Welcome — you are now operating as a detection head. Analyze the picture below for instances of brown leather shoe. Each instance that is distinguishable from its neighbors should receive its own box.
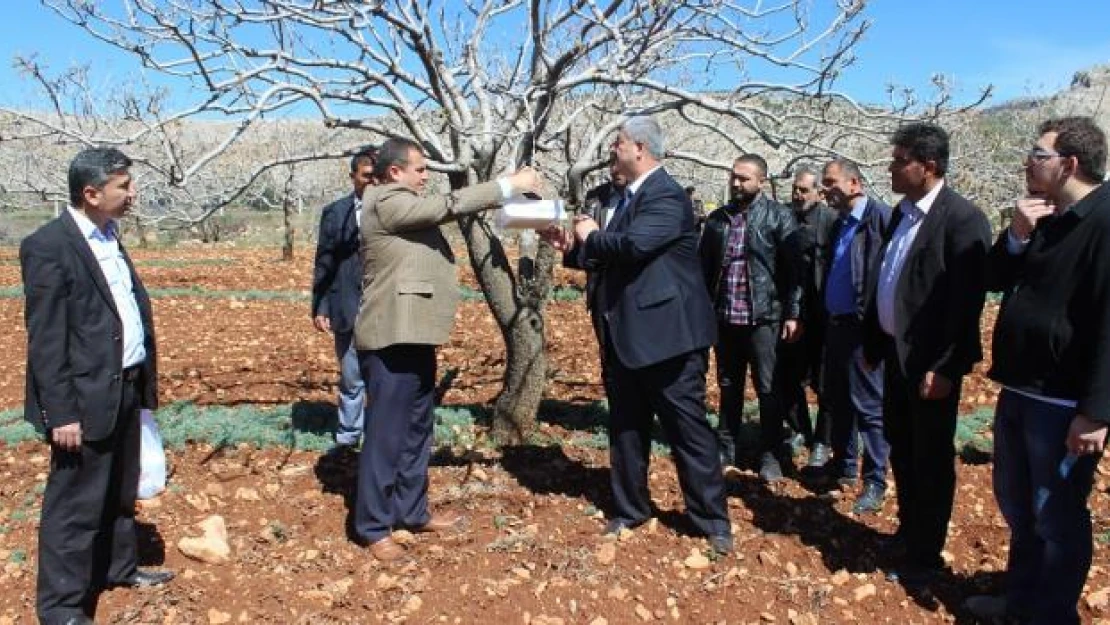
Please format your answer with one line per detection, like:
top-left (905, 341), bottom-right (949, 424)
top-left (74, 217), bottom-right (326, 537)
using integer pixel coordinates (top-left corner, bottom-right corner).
top-left (413, 510), bottom-right (463, 533)
top-left (369, 536), bottom-right (405, 561)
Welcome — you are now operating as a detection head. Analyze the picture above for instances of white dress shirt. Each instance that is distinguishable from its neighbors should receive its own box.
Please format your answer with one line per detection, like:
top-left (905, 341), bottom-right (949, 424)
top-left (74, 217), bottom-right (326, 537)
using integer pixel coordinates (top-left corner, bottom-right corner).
top-left (875, 180), bottom-right (945, 336)
top-left (68, 207), bottom-right (147, 368)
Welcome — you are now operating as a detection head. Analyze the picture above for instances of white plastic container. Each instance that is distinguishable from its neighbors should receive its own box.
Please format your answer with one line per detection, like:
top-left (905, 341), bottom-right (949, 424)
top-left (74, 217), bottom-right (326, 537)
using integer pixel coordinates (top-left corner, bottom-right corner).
top-left (495, 197), bottom-right (566, 230)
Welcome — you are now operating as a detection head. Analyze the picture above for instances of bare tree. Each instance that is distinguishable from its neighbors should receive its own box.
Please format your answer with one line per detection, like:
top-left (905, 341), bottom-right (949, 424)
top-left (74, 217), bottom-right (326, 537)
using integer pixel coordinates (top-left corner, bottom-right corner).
top-left (14, 0), bottom-right (990, 442)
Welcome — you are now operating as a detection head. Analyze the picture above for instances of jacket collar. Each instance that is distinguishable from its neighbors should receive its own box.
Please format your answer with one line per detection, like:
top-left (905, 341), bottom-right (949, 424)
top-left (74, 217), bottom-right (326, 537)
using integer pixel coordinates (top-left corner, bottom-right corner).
top-left (60, 210), bottom-right (120, 318)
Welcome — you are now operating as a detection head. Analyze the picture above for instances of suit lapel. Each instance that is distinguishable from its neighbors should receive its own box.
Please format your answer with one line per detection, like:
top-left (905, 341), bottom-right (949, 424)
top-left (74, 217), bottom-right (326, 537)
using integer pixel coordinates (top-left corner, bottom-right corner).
top-left (61, 212), bottom-right (120, 319)
top-left (901, 186), bottom-right (947, 268)
top-left (609, 168), bottom-right (664, 232)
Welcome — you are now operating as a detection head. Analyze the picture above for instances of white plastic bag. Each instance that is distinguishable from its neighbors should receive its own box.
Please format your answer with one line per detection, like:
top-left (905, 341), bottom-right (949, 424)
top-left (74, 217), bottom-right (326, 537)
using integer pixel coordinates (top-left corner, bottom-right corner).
top-left (138, 408), bottom-right (167, 500)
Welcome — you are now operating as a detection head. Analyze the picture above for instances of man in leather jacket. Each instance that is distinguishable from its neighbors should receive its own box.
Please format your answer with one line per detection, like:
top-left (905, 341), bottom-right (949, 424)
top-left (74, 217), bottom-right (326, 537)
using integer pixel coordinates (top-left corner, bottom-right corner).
top-left (699, 154), bottom-right (804, 481)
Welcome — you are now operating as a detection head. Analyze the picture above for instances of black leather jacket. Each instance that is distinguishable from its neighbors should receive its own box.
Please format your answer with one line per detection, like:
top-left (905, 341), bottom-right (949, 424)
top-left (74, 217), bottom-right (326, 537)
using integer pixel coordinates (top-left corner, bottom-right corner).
top-left (699, 194), bottom-right (803, 324)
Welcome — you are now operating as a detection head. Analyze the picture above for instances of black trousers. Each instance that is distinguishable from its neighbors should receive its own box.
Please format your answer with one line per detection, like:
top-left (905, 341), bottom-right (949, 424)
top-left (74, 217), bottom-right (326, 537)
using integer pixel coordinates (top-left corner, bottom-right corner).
top-left (37, 375), bottom-right (141, 624)
top-left (823, 316), bottom-right (888, 486)
top-left (775, 319), bottom-right (830, 447)
top-left (605, 338), bottom-right (730, 538)
top-left (882, 343), bottom-right (961, 570)
top-left (354, 344), bottom-right (436, 544)
top-left (714, 321), bottom-right (781, 459)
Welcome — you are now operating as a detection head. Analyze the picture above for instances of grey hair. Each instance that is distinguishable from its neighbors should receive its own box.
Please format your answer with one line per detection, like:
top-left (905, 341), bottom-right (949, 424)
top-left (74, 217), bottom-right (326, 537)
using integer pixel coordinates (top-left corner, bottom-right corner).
top-left (68, 147), bottom-right (132, 207)
top-left (794, 165), bottom-right (819, 182)
top-left (621, 116), bottom-right (666, 160)
top-left (825, 157), bottom-right (863, 180)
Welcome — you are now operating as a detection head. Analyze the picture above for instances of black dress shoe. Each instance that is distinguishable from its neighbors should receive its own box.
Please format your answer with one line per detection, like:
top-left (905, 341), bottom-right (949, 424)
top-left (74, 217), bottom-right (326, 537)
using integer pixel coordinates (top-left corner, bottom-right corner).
top-left (601, 518), bottom-right (643, 538)
top-left (852, 482), bottom-right (886, 514)
top-left (708, 534), bottom-right (733, 555)
top-left (58, 616), bottom-right (94, 625)
top-left (113, 568), bottom-right (175, 588)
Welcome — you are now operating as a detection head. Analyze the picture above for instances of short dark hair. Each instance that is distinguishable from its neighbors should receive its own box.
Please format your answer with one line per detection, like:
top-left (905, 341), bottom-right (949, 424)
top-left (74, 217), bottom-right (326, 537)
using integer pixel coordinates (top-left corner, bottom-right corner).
top-left (68, 147), bottom-right (132, 207)
top-left (825, 158), bottom-right (863, 180)
top-left (1039, 116), bottom-right (1107, 183)
top-left (373, 138), bottom-right (422, 181)
top-left (735, 153), bottom-right (768, 178)
top-left (350, 145), bottom-right (378, 173)
top-left (891, 122), bottom-right (949, 177)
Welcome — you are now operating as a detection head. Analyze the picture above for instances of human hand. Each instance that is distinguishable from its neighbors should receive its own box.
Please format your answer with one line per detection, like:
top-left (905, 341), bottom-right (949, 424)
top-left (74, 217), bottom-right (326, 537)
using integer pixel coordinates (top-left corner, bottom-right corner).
top-left (312, 315), bottom-right (332, 333)
top-left (507, 167), bottom-right (543, 197)
top-left (1010, 196), bottom-right (1056, 241)
top-left (52, 422), bottom-right (82, 452)
top-left (919, 371), bottom-right (953, 400)
top-left (781, 320), bottom-right (803, 343)
top-left (537, 224), bottom-right (574, 252)
top-left (573, 214), bottom-right (599, 243)
top-left (1066, 414), bottom-right (1108, 456)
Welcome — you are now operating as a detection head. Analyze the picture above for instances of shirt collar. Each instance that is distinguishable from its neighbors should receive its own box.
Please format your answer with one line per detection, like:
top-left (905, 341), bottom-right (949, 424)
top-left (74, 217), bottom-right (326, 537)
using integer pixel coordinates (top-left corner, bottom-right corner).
top-left (899, 179), bottom-right (944, 218)
top-left (847, 195), bottom-right (868, 222)
top-left (626, 164), bottom-right (663, 198)
top-left (68, 206), bottom-right (117, 240)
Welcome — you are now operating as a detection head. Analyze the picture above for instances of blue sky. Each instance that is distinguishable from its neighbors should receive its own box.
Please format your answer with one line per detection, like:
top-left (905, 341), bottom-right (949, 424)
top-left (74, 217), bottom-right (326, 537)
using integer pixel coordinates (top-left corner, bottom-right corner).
top-left (2, 1), bottom-right (1108, 112)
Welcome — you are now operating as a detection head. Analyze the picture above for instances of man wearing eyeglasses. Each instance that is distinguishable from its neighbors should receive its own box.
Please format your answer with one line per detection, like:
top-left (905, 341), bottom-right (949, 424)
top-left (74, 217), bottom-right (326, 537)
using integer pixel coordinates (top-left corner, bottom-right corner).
top-left (861, 122), bottom-right (992, 586)
top-left (966, 117), bottom-right (1110, 624)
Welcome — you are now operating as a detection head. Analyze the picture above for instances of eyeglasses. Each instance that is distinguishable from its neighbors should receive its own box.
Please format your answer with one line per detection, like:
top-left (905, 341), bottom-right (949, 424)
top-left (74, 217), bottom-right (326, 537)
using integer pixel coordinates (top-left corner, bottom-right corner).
top-left (1026, 147), bottom-right (1067, 163)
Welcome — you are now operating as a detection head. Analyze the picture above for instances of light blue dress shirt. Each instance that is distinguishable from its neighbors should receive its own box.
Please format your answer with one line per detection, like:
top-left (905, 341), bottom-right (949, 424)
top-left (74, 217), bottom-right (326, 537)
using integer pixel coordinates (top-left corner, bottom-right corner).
top-left (68, 207), bottom-right (147, 368)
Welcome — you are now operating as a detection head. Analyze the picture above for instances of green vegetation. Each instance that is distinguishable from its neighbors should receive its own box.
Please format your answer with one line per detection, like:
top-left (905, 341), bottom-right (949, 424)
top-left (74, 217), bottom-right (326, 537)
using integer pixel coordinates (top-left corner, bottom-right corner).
top-left (0, 399), bottom-right (996, 463)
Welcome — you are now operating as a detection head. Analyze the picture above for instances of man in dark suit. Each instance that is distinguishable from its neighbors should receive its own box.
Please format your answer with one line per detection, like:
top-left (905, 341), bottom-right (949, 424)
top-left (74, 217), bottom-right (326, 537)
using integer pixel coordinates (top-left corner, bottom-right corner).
top-left (778, 166), bottom-right (837, 467)
top-left (862, 123), bottom-right (992, 585)
top-left (543, 116), bottom-right (732, 554)
top-left (312, 147), bottom-right (377, 452)
top-left (22, 148), bottom-right (172, 625)
top-left (819, 158), bottom-right (891, 514)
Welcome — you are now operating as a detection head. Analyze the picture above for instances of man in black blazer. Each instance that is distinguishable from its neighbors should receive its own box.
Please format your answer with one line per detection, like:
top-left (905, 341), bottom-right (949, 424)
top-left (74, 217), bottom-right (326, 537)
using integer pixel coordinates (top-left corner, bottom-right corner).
top-left (543, 116), bottom-right (732, 554)
top-left (819, 159), bottom-right (891, 514)
top-left (312, 147), bottom-right (377, 451)
top-left (22, 148), bottom-right (172, 625)
top-left (862, 123), bottom-right (992, 585)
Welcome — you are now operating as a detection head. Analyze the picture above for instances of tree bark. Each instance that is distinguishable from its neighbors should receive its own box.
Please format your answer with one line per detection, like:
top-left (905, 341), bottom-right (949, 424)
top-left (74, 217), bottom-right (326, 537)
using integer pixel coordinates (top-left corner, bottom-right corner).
top-left (457, 215), bottom-right (556, 445)
top-left (281, 167), bottom-right (296, 261)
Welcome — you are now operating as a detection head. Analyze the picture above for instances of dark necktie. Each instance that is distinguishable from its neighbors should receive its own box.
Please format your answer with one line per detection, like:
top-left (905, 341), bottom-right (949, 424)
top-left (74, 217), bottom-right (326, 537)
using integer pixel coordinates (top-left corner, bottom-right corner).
top-left (606, 190), bottom-right (630, 231)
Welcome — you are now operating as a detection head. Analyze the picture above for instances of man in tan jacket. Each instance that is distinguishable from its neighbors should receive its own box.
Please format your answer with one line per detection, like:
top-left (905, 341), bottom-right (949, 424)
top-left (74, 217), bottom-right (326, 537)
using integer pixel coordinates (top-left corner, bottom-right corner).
top-left (353, 137), bottom-right (541, 560)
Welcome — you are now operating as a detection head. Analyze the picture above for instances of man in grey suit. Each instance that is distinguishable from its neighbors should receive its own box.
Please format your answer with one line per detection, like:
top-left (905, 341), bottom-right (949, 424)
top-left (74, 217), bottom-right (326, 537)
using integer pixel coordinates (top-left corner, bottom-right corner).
top-left (353, 137), bottom-right (540, 561)
top-left (312, 146), bottom-right (378, 452)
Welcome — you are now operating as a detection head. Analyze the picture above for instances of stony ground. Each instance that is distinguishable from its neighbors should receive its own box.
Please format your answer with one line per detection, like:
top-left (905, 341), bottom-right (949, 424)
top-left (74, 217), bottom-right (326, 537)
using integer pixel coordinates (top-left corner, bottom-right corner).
top-left (1, 246), bottom-right (1109, 624)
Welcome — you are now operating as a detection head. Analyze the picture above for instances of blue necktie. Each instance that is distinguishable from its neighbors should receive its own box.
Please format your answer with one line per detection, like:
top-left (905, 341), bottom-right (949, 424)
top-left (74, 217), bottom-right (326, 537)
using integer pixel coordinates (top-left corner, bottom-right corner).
top-left (606, 190), bottom-right (630, 231)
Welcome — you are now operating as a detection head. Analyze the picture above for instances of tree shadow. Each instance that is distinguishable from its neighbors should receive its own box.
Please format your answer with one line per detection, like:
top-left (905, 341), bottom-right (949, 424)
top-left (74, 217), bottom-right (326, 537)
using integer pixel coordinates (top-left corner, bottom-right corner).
top-left (290, 400), bottom-right (339, 438)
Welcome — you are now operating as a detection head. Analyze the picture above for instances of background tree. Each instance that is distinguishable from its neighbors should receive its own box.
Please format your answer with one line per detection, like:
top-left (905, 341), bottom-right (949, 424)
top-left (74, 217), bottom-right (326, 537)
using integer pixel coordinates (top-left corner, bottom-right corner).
top-left (10, 0), bottom-right (991, 442)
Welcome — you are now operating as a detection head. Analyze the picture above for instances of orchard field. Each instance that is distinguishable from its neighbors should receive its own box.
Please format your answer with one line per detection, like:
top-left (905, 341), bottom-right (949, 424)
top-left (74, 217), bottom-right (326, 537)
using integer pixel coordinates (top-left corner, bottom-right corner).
top-left (0, 246), bottom-right (1108, 624)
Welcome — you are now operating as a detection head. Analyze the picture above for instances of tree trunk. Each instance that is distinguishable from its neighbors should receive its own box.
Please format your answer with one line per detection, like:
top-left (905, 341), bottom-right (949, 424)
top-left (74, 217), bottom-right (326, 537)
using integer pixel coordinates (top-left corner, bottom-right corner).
top-left (457, 215), bottom-right (556, 445)
top-left (281, 167), bottom-right (296, 261)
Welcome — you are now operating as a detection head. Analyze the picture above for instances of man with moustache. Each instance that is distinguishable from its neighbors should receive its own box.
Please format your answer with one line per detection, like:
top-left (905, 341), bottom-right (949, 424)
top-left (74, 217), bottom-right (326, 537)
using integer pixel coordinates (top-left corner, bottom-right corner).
top-left (22, 148), bottom-right (172, 625)
top-left (967, 117), bottom-right (1110, 624)
top-left (699, 154), bottom-right (803, 482)
top-left (541, 116), bottom-right (732, 554)
top-left (862, 122), bottom-right (991, 585)
top-left (777, 165), bottom-right (837, 467)
top-left (353, 137), bottom-right (541, 561)
top-left (818, 158), bottom-right (891, 514)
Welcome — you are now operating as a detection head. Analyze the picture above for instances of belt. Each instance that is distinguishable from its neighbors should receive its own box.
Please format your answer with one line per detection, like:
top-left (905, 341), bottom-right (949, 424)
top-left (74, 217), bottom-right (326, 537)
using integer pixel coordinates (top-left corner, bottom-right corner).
top-left (122, 364), bottom-right (143, 382)
top-left (828, 313), bottom-right (859, 325)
